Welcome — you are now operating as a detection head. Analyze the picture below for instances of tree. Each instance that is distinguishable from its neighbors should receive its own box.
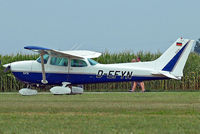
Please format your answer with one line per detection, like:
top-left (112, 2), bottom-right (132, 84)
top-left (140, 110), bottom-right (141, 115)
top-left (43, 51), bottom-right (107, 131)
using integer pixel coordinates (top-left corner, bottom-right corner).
top-left (194, 38), bottom-right (200, 53)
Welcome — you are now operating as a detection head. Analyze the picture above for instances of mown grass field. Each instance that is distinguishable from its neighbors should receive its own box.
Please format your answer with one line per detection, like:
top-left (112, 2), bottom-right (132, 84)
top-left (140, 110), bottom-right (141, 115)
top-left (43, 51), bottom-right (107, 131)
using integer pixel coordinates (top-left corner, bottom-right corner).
top-left (0, 92), bottom-right (200, 134)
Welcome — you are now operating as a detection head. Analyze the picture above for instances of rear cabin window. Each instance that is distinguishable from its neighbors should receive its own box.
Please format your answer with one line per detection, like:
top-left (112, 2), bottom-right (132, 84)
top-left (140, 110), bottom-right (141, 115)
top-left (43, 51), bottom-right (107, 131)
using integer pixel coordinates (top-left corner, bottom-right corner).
top-left (71, 59), bottom-right (87, 67)
top-left (88, 58), bottom-right (98, 66)
top-left (50, 57), bottom-right (68, 66)
top-left (37, 54), bottom-right (49, 64)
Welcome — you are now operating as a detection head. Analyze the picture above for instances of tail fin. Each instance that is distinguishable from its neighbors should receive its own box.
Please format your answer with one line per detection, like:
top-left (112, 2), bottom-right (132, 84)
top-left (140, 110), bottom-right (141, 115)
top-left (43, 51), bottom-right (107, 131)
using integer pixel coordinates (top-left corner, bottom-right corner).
top-left (153, 38), bottom-right (194, 79)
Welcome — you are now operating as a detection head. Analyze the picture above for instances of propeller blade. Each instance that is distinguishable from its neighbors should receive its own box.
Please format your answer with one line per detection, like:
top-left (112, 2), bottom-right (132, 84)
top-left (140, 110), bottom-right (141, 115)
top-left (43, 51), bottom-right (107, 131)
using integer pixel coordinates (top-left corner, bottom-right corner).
top-left (3, 64), bottom-right (11, 72)
top-left (4, 65), bottom-right (10, 72)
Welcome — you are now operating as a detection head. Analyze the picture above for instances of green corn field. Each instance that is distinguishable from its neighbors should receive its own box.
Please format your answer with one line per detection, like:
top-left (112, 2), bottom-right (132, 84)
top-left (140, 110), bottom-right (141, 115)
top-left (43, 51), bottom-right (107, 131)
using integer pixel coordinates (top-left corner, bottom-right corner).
top-left (0, 51), bottom-right (200, 92)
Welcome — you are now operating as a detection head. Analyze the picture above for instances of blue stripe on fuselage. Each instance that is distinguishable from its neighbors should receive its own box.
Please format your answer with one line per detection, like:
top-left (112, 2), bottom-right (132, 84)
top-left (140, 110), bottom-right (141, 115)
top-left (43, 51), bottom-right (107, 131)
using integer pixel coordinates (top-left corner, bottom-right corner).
top-left (12, 72), bottom-right (169, 85)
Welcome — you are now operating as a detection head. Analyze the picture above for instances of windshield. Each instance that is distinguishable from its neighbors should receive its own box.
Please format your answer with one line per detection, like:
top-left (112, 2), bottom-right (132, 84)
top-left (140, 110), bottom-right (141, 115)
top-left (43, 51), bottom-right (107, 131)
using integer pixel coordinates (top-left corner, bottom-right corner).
top-left (88, 58), bottom-right (98, 66)
top-left (37, 54), bottom-right (49, 64)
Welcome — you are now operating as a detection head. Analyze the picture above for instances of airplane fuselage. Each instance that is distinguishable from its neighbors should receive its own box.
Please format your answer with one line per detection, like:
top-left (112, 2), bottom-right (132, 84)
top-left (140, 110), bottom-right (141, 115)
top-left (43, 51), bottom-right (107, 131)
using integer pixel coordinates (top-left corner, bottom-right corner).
top-left (9, 57), bottom-right (168, 85)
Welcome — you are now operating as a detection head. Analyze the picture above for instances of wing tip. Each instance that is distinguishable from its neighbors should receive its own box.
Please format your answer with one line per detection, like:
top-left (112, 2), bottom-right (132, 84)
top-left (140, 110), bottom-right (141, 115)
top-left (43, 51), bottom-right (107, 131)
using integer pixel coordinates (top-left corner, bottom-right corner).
top-left (24, 46), bottom-right (50, 50)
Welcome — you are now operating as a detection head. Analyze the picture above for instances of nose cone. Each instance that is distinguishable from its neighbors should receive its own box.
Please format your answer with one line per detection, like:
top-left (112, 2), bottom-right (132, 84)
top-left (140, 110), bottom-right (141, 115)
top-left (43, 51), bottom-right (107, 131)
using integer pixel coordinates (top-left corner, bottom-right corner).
top-left (3, 63), bottom-right (11, 72)
top-left (10, 61), bottom-right (33, 72)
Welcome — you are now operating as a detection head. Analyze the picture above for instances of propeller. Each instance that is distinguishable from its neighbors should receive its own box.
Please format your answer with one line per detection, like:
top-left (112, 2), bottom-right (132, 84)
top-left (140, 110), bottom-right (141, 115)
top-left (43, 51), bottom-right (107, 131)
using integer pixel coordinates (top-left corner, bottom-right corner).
top-left (3, 64), bottom-right (11, 72)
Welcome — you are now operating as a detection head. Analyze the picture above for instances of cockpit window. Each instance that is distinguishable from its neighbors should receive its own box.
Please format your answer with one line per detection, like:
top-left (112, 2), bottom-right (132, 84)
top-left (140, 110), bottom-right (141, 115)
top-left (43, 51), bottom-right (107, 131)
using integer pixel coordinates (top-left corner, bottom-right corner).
top-left (88, 58), bottom-right (98, 66)
top-left (50, 57), bottom-right (68, 66)
top-left (71, 59), bottom-right (87, 67)
top-left (37, 54), bottom-right (49, 64)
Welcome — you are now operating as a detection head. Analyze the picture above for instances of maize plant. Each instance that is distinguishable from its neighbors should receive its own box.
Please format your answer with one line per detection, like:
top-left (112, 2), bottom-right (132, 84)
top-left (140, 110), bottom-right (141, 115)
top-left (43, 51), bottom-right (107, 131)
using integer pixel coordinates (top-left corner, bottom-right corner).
top-left (0, 52), bottom-right (200, 92)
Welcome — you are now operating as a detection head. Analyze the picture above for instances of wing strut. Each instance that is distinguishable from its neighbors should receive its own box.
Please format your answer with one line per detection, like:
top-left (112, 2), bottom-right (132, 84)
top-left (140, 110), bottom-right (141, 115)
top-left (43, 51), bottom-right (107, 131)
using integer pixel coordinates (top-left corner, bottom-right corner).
top-left (40, 51), bottom-right (48, 84)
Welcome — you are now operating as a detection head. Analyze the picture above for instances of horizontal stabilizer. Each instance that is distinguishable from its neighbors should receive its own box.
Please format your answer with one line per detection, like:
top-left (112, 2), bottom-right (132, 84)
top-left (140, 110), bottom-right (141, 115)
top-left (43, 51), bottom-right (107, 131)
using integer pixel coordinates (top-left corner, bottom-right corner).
top-left (152, 71), bottom-right (180, 80)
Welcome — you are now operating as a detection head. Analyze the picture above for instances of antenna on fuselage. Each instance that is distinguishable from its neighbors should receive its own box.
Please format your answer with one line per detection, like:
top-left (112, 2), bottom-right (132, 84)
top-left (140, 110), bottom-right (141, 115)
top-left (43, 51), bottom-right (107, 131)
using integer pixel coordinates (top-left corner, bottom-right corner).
top-left (70, 43), bottom-right (82, 50)
top-left (70, 44), bottom-right (78, 50)
top-left (74, 44), bottom-right (82, 50)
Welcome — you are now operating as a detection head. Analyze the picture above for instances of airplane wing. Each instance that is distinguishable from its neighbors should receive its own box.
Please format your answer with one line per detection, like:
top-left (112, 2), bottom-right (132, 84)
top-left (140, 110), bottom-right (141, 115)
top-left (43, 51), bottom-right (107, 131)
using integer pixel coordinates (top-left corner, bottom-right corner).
top-left (24, 46), bottom-right (102, 59)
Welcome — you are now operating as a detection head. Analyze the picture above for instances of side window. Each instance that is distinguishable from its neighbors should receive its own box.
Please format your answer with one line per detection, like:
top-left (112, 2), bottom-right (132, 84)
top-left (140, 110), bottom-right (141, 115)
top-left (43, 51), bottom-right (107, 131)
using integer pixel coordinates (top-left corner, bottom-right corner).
top-left (88, 58), bottom-right (98, 66)
top-left (71, 59), bottom-right (87, 67)
top-left (50, 57), bottom-right (68, 66)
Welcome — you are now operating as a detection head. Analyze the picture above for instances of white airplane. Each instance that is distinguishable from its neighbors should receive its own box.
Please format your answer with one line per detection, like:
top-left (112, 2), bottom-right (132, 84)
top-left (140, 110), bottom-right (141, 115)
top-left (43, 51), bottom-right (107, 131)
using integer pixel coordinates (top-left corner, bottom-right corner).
top-left (3, 38), bottom-right (194, 95)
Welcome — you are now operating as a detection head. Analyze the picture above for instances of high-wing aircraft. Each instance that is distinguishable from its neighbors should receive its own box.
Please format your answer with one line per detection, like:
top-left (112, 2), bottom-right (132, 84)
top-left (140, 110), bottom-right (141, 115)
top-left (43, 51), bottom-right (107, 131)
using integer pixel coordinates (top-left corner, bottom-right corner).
top-left (3, 38), bottom-right (194, 95)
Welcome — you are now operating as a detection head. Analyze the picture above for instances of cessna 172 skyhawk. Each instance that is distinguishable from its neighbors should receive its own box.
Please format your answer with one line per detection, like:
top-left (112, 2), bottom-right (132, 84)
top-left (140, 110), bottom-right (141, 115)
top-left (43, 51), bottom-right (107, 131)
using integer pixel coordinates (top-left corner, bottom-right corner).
top-left (3, 38), bottom-right (194, 95)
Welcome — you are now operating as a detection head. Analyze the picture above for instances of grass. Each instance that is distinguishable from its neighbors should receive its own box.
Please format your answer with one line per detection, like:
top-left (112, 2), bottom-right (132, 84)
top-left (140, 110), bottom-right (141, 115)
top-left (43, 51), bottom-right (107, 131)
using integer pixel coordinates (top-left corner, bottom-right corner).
top-left (0, 92), bottom-right (200, 134)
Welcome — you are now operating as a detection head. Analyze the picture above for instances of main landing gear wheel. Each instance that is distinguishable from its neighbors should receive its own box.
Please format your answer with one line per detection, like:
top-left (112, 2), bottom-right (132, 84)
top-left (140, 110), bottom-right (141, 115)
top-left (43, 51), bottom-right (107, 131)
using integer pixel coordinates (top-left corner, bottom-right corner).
top-left (50, 82), bottom-right (83, 95)
top-left (19, 85), bottom-right (38, 96)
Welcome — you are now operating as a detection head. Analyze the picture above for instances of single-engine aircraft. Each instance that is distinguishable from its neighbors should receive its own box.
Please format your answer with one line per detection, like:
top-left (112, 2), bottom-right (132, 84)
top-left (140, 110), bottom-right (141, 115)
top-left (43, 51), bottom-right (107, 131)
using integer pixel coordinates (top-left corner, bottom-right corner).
top-left (3, 38), bottom-right (194, 95)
